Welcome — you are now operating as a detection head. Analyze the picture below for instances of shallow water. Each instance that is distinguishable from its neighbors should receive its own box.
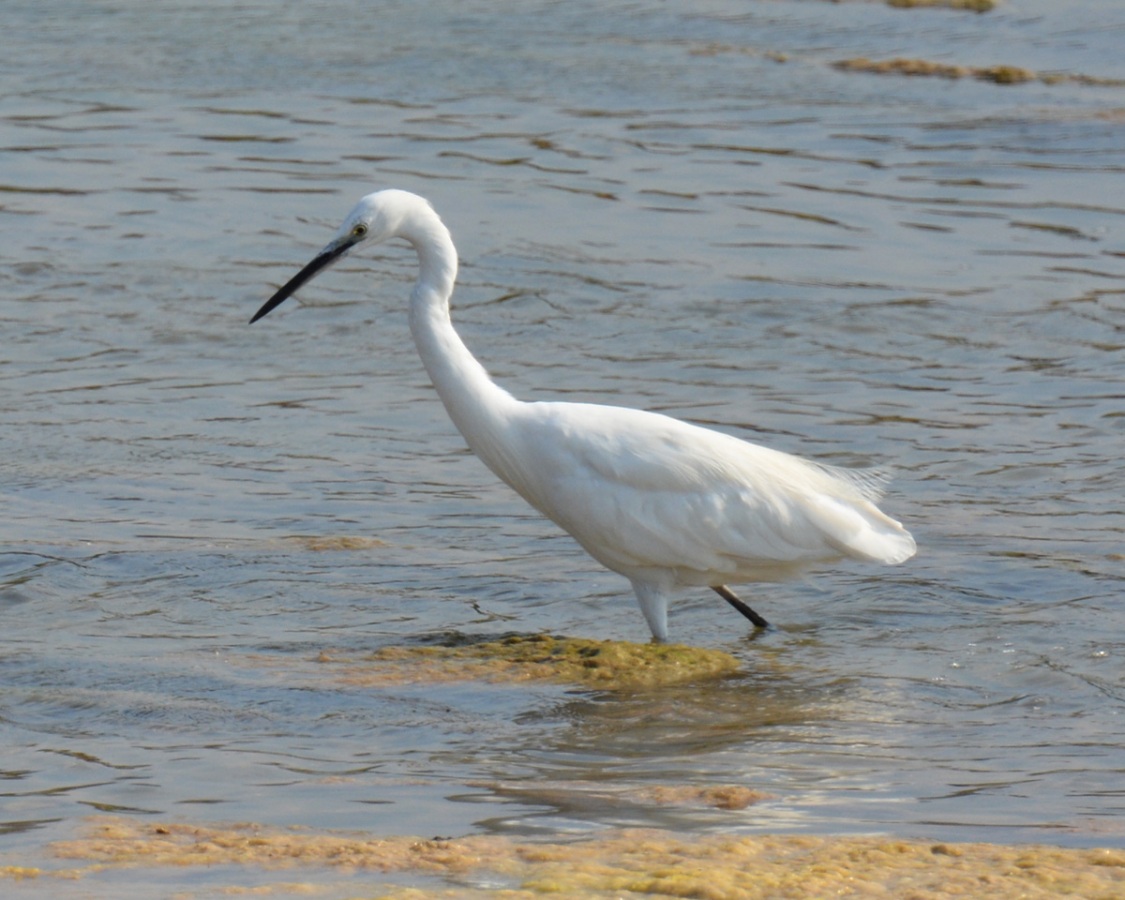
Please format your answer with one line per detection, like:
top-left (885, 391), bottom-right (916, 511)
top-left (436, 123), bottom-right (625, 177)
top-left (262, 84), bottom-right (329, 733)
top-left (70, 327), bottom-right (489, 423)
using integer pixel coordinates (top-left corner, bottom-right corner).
top-left (2, 0), bottom-right (1124, 894)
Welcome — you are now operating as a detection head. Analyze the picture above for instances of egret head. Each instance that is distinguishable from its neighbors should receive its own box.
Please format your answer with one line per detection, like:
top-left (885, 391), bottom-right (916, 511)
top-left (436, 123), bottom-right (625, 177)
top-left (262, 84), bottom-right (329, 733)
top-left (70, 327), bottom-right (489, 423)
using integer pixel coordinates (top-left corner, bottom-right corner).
top-left (250, 190), bottom-right (427, 324)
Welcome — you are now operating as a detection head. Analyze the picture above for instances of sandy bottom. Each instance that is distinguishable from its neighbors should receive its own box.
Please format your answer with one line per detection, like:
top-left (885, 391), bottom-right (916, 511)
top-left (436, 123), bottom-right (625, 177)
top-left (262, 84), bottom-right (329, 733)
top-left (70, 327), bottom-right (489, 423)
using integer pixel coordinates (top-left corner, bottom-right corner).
top-left (6, 816), bottom-right (1119, 899)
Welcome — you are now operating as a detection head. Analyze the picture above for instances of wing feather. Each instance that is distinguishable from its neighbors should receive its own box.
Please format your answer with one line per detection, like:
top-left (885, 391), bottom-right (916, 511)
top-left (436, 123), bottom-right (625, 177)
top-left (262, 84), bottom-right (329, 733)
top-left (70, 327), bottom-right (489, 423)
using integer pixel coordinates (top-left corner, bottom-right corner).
top-left (495, 401), bottom-right (913, 582)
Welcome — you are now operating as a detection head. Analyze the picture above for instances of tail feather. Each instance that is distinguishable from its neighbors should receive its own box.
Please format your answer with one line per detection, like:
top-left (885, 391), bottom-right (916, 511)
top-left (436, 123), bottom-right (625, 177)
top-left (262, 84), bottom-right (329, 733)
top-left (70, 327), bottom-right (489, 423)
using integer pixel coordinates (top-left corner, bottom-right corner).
top-left (811, 494), bottom-right (916, 565)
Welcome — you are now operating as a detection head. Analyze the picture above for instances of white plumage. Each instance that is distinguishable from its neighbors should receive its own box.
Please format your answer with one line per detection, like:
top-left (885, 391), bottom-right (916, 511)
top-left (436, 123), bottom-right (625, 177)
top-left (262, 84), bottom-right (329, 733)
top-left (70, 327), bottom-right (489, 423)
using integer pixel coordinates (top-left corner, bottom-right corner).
top-left (252, 190), bottom-right (915, 642)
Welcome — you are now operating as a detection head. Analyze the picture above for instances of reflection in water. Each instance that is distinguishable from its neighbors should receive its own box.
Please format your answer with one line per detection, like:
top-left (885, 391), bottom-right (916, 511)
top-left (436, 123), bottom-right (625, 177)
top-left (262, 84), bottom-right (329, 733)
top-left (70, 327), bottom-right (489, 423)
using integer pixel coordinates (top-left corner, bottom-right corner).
top-left (2, 2), bottom-right (1125, 893)
top-left (483, 657), bottom-right (861, 834)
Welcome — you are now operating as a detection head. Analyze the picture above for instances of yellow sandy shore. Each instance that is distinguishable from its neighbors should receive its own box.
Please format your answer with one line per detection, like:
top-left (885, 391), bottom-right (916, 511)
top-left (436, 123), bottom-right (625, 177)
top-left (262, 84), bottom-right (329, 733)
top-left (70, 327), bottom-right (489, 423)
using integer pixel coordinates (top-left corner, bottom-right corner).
top-left (4, 816), bottom-right (1119, 899)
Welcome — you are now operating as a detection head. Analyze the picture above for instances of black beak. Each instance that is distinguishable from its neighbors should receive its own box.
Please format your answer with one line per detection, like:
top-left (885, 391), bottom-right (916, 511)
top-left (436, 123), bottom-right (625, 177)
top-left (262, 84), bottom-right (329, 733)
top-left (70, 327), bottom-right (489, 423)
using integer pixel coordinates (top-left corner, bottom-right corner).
top-left (250, 239), bottom-right (353, 324)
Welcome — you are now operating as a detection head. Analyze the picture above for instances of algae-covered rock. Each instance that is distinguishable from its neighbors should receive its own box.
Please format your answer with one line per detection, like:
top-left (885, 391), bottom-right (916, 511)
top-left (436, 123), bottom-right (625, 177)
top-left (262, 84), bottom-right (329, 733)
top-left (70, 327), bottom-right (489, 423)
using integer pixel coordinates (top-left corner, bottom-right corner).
top-left (326, 633), bottom-right (741, 690)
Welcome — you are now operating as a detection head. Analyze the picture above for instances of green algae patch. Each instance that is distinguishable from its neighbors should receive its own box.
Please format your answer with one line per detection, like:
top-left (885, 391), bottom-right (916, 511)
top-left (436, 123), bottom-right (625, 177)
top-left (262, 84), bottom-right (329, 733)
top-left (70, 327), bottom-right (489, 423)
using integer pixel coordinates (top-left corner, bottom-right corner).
top-left (834, 57), bottom-right (1032, 83)
top-left (887, 0), bottom-right (996, 11)
top-left (46, 817), bottom-right (1125, 899)
top-left (292, 534), bottom-right (388, 552)
top-left (324, 634), bottom-right (740, 690)
top-left (834, 57), bottom-right (1125, 87)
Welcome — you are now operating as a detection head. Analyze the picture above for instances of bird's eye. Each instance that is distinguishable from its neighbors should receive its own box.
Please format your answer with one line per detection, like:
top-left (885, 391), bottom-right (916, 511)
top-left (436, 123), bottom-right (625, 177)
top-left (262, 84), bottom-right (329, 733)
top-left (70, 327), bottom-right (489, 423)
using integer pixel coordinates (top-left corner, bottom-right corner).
top-left (352, 223), bottom-right (368, 238)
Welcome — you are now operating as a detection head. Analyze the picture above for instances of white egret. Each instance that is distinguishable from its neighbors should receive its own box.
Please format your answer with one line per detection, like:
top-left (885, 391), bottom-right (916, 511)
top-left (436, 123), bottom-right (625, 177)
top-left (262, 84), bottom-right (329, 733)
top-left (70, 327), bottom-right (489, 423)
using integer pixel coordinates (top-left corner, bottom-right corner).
top-left (251, 190), bottom-right (915, 642)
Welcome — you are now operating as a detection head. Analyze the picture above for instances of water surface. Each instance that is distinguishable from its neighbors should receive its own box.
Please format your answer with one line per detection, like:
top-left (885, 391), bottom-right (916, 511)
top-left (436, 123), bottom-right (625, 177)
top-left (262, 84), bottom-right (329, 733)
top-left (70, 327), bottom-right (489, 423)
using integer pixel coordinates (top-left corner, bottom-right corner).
top-left (2, 0), bottom-right (1124, 894)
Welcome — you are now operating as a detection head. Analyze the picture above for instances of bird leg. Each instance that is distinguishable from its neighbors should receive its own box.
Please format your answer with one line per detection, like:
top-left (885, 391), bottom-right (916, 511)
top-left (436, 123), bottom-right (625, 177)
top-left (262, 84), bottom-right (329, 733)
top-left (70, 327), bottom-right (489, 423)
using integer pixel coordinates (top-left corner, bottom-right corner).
top-left (712, 585), bottom-right (769, 629)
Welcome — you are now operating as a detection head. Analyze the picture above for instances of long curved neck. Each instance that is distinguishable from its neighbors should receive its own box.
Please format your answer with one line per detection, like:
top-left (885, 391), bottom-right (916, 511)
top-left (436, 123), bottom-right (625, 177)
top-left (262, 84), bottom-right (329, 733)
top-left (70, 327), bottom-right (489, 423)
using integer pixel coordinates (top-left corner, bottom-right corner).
top-left (401, 212), bottom-right (520, 471)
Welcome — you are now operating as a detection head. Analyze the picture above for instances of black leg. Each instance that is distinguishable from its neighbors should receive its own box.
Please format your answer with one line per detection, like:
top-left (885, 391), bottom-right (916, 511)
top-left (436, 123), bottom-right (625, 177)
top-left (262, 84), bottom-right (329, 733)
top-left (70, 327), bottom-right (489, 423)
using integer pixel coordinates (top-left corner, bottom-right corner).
top-left (712, 585), bottom-right (769, 629)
